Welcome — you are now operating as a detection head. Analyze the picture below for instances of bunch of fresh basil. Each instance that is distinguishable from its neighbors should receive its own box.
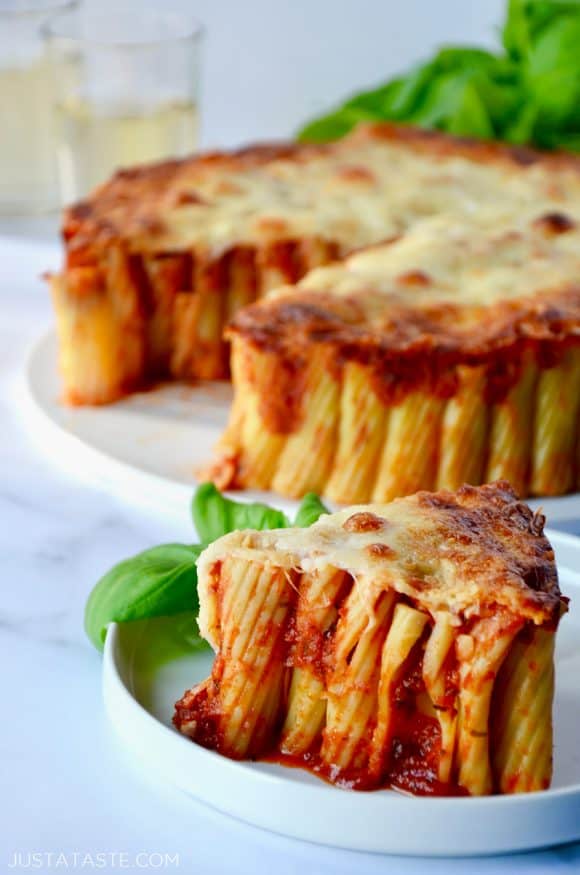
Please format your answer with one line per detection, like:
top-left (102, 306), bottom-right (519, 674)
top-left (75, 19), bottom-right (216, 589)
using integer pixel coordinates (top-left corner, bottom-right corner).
top-left (298, 0), bottom-right (580, 152)
top-left (84, 484), bottom-right (328, 651)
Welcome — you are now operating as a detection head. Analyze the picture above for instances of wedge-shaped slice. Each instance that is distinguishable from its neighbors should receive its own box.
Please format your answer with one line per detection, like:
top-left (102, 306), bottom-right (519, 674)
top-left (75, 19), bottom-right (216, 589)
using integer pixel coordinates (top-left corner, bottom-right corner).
top-left (174, 481), bottom-right (566, 797)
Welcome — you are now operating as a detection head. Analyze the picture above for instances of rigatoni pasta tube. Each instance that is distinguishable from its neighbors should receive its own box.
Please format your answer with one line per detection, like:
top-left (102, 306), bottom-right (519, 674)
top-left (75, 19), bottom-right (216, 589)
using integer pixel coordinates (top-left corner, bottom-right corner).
top-left (486, 358), bottom-right (536, 495)
top-left (530, 347), bottom-right (580, 496)
top-left (322, 586), bottom-right (395, 771)
top-left (187, 256), bottom-right (227, 380)
top-left (217, 556), bottom-right (296, 758)
top-left (272, 347), bottom-right (341, 497)
top-left (437, 366), bottom-right (488, 490)
top-left (51, 268), bottom-right (142, 405)
top-left (230, 339), bottom-right (287, 489)
top-left (257, 241), bottom-right (297, 295)
top-left (422, 614), bottom-right (457, 783)
top-left (326, 362), bottom-right (388, 504)
top-left (373, 392), bottom-right (444, 501)
top-left (368, 603), bottom-right (429, 779)
top-left (281, 568), bottom-right (348, 754)
top-left (224, 247), bottom-right (257, 323)
top-left (143, 254), bottom-right (187, 376)
top-left (456, 616), bottom-right (522, 795)
top-left (492, 625), bottom-right (556, 793)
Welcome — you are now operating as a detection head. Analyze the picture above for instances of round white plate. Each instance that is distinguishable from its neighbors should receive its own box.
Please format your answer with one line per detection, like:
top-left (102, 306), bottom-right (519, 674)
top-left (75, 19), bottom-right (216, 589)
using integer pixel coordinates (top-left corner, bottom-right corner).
top-left (26, 330), bottom-right (580, 523)
top-left (103, 530), bottom-right (580, 856)
top-left (24, 332), bottom-right (296, 518)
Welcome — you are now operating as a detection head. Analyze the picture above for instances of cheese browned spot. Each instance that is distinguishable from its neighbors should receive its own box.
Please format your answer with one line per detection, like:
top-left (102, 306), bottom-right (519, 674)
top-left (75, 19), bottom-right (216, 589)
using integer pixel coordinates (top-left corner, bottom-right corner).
top-left (366, 543), bottom-right (396, 559)
top-left (343, 512), bottom-right (388, 533)
top-left (533, 212), bottom-right (576, 235)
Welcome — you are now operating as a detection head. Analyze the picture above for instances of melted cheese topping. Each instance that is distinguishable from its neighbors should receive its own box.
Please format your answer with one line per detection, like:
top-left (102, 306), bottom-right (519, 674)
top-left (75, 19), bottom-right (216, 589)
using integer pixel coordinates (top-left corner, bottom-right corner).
top-left (197, 482), bottom-right (560, 650)
top-left (230, 211), bottom-right (580, 355)
top-left (65, 124), bottom-right (580, 258)
top-left (297, 211), bottom-right (580, 310)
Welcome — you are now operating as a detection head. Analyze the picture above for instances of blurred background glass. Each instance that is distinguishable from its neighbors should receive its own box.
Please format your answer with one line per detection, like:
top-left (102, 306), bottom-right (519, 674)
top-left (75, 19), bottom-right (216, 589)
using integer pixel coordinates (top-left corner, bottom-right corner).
top-left (44, 4), bottom-right (203, 204)
top-left (0, 0), bottom-right (77, 215)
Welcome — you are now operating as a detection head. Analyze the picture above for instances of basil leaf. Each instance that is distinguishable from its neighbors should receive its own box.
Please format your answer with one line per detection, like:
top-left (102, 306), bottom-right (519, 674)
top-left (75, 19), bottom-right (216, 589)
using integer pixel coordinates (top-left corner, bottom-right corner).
top-left (192, 482), bottom-right (290, 542)
top-left (298, 0), bottom-right (580, 152)
top-left (525, 16), bottom-right (580, 129)
top-left (85, 543), bottom-right (202, 651)
top-left (85, 487), bottom-right (331, 652)
top-left (503, 101), bottom-right (540, 144)
top-left (298, 107), bottom-right (373, 143)
top-left (503, 0), bottom-right (579, 61)
top-left (293, 493), bottom-right (329, 528)
top-left (344, 78), bottom-right (406, 114)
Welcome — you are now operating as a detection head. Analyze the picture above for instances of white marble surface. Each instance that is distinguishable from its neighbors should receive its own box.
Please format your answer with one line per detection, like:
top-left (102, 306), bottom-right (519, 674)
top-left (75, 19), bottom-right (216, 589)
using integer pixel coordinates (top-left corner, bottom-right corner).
top-left (1, 235), bottom-right (580, 874)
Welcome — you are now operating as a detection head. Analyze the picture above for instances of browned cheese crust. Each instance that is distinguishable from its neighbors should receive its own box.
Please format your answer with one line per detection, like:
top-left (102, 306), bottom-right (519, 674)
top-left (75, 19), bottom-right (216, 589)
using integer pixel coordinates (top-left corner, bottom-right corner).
top-left (61, 124), bottom-right (580, 266)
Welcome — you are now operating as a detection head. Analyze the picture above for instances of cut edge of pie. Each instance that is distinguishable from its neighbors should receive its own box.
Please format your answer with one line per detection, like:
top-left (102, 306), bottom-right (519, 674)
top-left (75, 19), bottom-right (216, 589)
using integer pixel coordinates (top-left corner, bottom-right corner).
top-left (174, 481), bottom-right (566, 797)
top-left (207, 210), bottom-right (580, 501)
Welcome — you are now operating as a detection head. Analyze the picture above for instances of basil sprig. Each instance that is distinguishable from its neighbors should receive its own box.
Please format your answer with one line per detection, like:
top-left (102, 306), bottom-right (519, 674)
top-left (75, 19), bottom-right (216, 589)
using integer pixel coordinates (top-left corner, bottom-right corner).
top-left (85, 485), bottom-right (328, 651)
top-left (298, 0), bottom-right (580, 153)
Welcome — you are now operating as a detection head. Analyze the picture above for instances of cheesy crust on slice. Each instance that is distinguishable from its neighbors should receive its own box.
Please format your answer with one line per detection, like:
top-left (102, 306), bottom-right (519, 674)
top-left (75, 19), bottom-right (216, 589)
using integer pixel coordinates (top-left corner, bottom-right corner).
top-left (49, 123), bottom-right (580, 403)
top-left (174, 481), bottom-right (565, 797)
top-left (210, 210), bottom-right (580, 501)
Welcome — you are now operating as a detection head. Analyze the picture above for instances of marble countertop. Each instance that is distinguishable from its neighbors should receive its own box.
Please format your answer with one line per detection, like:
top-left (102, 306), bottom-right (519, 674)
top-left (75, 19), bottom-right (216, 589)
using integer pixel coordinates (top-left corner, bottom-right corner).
top-left (1, 235), bottom-right (579, 875)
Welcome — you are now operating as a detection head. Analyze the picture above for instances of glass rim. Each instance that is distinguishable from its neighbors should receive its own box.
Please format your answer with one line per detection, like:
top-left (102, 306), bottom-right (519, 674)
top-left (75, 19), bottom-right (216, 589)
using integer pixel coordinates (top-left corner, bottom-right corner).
top-left (41, 5), bottom-right (204, 50)
top-left (0, 0), bottom-right (76, 19)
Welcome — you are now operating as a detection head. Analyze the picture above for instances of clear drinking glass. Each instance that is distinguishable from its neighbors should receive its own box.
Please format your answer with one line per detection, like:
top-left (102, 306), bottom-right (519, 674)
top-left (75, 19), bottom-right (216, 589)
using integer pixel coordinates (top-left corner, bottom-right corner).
top-left (0, 0), bottom-right (77, 215)
top-left (43, 4), bottom-right (203, 204)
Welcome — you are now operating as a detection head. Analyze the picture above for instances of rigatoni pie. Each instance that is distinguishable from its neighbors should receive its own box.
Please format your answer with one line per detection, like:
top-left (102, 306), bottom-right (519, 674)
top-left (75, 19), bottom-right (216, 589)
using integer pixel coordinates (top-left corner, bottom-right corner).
top-left (210, 211), bottom-right (580, 501)
top-left (49, 123), bottom-right (580, 405)
top-left (174, 481), bottom-right (566, 797)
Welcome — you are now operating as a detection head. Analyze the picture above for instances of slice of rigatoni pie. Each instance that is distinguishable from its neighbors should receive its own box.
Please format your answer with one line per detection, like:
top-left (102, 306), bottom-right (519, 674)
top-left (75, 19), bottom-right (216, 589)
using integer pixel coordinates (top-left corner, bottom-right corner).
top-left (174, 481), bottom-right (566, 797)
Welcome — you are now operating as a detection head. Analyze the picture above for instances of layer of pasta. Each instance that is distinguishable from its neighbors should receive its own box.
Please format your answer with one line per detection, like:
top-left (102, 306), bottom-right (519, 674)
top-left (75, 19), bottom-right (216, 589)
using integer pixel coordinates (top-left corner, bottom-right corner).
top-left (174, 482), bottom-right (565, 797)
top-left (209, 211), bottom-right (580, 501)
top-left (49, 123), bottom-right (580, 404)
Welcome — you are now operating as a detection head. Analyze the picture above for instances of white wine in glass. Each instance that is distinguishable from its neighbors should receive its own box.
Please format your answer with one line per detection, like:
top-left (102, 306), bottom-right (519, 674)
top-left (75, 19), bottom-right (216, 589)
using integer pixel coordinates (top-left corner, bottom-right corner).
top-left (54, 97), bottom-right (199, 202)
top-left (44, 4), bottom-right (203, 203)
top-left (0, 1), bottom-right (76, 215)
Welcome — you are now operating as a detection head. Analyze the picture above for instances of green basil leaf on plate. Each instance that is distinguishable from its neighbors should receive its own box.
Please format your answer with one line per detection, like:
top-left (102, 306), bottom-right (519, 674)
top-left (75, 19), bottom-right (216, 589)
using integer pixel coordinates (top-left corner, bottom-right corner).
top-left (192, 482), bottom-right (290, 542)
top-left (86, 485), bottom-right (328, 652)
top-left (85, 543), bottom-right (202, 651)
top-left (293, 492), bottom-right (329, 528)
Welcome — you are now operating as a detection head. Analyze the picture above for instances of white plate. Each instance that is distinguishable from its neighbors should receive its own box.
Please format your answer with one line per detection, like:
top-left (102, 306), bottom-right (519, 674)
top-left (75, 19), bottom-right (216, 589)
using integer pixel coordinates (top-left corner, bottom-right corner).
top-left (26, 330), bottom-right (580, 523)
top-left (24, 332), bottom-right (295, 518)
top-left (103, 530), bottom-right (580, 856)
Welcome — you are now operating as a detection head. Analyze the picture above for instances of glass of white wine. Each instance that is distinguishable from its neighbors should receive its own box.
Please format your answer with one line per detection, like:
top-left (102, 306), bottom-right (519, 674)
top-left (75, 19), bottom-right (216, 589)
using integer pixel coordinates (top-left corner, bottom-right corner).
top-left (0, 0), bottom-right (77, 215)
top-left (43, 4), bottom-right (203, 204)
